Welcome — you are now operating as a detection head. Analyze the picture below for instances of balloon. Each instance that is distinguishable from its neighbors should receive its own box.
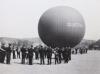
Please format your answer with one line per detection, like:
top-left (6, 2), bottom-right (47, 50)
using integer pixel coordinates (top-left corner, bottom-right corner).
top-left (38, 6), bottom-right (85, 48)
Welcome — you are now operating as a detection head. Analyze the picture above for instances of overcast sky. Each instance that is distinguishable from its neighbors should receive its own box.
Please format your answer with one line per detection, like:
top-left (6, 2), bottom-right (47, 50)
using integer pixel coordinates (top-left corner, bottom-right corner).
top-left (0, 0), bottom-right (100, 40)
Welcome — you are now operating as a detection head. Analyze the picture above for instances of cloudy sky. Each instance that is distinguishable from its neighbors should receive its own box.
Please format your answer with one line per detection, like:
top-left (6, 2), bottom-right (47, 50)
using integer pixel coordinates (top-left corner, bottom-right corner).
top-left (0, 0), bottom-right (100, 40)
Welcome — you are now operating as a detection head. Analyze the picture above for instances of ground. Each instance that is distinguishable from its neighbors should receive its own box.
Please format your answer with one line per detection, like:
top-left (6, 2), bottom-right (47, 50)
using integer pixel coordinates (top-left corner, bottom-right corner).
top-left (0, 50), bottom-right (100, 74)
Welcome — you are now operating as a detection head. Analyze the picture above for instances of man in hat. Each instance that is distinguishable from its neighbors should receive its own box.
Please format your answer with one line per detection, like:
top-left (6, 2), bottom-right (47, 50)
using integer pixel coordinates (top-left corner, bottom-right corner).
top-left (39, 45), bottom-right (45, 65)
top-left (28, 45), bottom-right (34, 65)
top-left (6, 44), bottom-right (12, 64)
top-left (21, 45), bottom-right (27, 64)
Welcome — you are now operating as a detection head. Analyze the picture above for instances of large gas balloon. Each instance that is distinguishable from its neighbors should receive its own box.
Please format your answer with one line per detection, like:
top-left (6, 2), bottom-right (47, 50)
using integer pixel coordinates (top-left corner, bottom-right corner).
top-left (38, 6), bottom-right (85, 48)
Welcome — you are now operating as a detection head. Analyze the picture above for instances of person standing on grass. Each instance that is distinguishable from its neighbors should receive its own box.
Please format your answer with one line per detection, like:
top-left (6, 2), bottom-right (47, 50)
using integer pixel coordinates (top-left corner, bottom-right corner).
top-left (21, 45), bottom-right (27, 64)
top-left (39, 46), bottom-right (45, 65)
top-left (6, 44), bottom-right (12, 64)
top-left (46, 47), bottom-right (52, 65)
top-left (28, 45), bottom-right (34, 65)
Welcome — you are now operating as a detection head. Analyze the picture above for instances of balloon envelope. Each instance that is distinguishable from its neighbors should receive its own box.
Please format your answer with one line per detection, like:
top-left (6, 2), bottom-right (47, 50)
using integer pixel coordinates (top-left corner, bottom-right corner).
top-left (38, 6), bottom-right (85, 48)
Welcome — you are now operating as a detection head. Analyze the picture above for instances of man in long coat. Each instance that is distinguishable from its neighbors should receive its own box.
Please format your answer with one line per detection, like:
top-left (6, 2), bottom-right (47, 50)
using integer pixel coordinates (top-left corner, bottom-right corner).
top-left (28, 45), bottom-right (34, 65)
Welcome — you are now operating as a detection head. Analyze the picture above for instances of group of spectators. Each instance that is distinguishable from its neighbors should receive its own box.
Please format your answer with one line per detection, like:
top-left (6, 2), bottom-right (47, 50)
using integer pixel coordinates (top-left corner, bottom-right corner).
top-left (0, 43), bottom-right (72, 65)
top-left (72, 47), bottom-right (88, 54)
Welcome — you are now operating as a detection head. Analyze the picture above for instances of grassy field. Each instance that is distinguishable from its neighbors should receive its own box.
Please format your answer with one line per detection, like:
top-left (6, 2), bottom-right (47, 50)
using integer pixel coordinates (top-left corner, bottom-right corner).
top-left (0, 50), bottom-right (100, 74)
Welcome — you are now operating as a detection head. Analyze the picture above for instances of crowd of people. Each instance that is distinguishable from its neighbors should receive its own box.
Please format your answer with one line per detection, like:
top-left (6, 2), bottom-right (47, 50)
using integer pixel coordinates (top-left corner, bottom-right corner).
top-left (72, 47), bottom-right (88, 54)
top-left (0, 43), bottom-right (72, 65)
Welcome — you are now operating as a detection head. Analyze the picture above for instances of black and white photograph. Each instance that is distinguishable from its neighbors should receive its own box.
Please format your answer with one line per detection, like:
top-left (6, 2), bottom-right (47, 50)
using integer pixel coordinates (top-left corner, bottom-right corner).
top-left (0, 0), bottom-right (100, 74)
